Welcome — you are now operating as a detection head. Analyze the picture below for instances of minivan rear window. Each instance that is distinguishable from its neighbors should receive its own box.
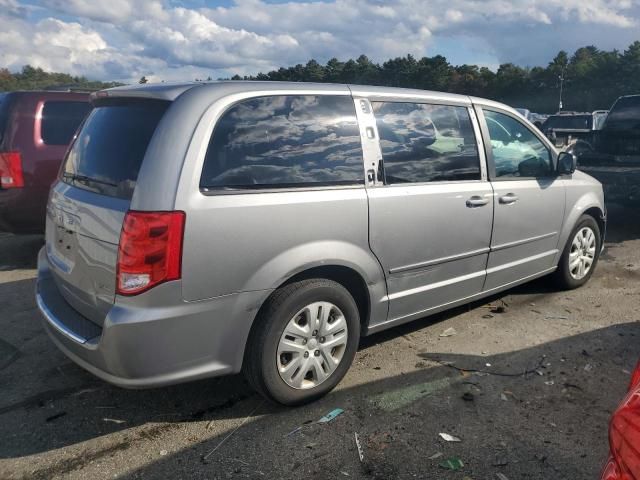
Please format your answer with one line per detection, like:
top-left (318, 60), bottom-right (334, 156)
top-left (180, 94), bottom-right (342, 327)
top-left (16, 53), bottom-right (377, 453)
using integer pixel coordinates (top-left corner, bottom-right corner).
top-left (62, 99), bottom-right (169, 199)
top-left (200, 95), bottom-right (364, 190)
top-left (41, 101), bottom-right (92, 145)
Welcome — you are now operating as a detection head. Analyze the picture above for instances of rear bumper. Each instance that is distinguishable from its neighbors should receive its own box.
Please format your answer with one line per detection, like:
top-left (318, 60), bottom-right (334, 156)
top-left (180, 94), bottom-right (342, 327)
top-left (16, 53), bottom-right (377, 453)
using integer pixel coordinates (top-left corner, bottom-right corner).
top-left (36, 247), bottom-right (268, 388)
top-left (0, 187), bottom-right (48, 233)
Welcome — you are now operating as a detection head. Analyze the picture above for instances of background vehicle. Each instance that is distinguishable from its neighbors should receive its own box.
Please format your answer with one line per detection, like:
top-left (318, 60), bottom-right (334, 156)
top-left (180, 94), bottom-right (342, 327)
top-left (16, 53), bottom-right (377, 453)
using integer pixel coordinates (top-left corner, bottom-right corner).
top-left (36, 82), bottom-right (605, 405)
top-left (578, 95), bottom-right (640, 205)
top-left (542, 112), bottom-right (595, 151)
top-left (0, 90), bottom-right (91, 233)
top-left (601, 359), bottom-right (640, 480)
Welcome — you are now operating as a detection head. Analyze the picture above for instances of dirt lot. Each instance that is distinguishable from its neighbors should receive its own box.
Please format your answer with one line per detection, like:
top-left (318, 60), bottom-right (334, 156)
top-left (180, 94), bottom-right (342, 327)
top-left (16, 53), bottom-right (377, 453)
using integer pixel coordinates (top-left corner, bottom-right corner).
top-left (1, 204), bottom-right (638, 480)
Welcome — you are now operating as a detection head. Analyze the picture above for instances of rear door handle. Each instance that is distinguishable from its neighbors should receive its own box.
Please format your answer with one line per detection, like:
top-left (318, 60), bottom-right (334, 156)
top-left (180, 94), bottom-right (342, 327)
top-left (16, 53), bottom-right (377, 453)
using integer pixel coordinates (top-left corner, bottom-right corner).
top-left (466, 196), bottom-right (489, 208)
top-left (499, 193), bottom-right (519, 205)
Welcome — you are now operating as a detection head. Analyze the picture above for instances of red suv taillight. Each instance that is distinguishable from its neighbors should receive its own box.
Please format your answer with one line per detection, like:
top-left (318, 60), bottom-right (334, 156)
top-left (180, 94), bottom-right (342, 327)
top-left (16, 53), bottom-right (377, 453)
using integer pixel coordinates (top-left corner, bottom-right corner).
top-left (116, 211), bottom-right (185, 295)
top-left (0, 151), bottom-right (24, 188)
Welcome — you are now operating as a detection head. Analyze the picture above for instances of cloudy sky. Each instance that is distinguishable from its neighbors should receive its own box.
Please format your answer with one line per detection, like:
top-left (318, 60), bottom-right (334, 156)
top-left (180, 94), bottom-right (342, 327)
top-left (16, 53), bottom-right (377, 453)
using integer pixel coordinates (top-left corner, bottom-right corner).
top-left (1, 0), bottom-right (639, 83)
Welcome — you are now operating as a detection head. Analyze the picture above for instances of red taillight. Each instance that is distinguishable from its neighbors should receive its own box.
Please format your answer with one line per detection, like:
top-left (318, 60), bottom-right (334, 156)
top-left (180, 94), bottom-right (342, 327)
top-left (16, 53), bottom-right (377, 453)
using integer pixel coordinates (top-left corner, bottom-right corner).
top-left (630, 361), bottom-right (640, 392)
top-left (116, 211), bottom-right (185, 295)
top-left (0, 151), bottom-right (24, 188)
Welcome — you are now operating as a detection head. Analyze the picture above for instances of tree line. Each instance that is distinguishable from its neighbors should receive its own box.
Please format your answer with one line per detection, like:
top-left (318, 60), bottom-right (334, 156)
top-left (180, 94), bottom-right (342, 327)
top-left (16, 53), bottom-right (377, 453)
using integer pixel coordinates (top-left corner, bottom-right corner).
top-left (232, 42), bottom-right (640, 113)
top-left (0, 65), bottom-right (122, 93)
top-left (2, 41), bottom-right (640, 114)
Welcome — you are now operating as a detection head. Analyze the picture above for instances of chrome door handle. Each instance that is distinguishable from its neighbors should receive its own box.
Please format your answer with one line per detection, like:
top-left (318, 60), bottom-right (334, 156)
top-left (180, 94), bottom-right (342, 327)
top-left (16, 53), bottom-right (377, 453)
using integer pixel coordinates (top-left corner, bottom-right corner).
top-left (466, 196), bottom-right (489, 208)
top-left (499, 193), bottom-right (519, 205)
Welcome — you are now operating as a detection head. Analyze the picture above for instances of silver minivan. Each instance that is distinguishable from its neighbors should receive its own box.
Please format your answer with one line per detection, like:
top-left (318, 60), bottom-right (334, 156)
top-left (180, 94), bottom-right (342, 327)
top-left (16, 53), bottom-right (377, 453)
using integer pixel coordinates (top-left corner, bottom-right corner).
top-left (37, 82), bottom-right (605, 405)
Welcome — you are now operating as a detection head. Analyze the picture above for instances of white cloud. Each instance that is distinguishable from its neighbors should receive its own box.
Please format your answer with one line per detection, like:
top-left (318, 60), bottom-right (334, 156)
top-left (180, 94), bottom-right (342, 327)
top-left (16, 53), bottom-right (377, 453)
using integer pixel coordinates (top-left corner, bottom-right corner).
top-left (0, 0), bottom-right (639, 82)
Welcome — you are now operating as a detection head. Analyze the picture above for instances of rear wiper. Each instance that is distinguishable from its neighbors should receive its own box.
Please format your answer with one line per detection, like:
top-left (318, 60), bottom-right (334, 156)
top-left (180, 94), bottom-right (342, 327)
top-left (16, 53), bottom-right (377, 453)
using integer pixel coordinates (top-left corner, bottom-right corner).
top-left (63, 173), bottom-right (117, 188)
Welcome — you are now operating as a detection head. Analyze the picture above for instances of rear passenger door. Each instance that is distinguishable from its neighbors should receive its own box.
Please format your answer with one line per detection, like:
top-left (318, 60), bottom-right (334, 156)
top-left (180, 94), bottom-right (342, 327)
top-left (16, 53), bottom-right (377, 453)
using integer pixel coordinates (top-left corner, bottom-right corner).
top-left (478, 107), bottom-right (565, 290)
top-left (360, 97), bottom-right (494, 327)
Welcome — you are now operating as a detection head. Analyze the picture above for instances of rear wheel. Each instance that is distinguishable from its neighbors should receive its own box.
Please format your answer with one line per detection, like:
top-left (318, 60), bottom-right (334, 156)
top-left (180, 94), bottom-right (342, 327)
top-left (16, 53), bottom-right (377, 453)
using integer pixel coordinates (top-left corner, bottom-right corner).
top-left (244, 279), bottom-right (360, 405)
top-left (554, 215), bottom-right (601, 289)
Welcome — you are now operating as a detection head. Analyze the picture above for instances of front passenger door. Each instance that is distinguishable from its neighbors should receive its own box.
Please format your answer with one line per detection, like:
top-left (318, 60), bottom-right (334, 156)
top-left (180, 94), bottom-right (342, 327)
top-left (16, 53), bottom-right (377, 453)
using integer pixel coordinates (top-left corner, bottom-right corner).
top-left (479, 108), bottom-right (565, 290)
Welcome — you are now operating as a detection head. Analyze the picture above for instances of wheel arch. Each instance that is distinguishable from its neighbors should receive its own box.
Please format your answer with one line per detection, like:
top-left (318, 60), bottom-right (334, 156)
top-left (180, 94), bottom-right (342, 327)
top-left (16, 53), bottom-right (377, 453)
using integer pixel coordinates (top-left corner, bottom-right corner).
top-left (554, 193), bottom-right (606, 266)
top-left (237, 241), bottom-right (388, 370)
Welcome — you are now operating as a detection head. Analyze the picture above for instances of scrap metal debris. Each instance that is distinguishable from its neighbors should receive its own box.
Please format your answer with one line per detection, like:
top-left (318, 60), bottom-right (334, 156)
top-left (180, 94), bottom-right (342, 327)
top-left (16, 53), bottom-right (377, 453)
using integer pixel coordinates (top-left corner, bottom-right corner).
top-left (439, 432), bottom-right (462, 442)
top-left (354, 432), bottom-right (364, 462)
top-left (202, 400), bottom-right (265, 462)
top-left (439, 457), bottom-right (464, 470)
top-left (371, 377), bottom-right (453, 411)
top-left (103, 418), bottom-right (126, 424)
top-left (318, 408), bottom-right (344, 423)
top-left (440, 327), bottom-right (457, 337)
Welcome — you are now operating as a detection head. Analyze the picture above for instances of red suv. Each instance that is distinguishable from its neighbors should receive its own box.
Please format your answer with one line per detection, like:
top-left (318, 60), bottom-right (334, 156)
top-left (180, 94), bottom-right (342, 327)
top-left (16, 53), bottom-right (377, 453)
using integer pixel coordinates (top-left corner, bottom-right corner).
top-left (0, 91), bottom-right (91, 233)
top-left (601, 359), bottom-right (640, 479)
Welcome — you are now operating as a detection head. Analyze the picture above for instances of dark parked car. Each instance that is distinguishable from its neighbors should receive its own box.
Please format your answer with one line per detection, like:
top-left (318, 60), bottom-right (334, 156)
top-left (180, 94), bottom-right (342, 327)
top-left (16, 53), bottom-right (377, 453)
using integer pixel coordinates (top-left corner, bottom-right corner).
top-left (578, 95), bottom-right (640, 205)
top-left (601, 359), bottom-right (640, 480)
top-left (542, 112), bottom-right (595, 151)
top-left (0, 91), bottom-right (91, 233)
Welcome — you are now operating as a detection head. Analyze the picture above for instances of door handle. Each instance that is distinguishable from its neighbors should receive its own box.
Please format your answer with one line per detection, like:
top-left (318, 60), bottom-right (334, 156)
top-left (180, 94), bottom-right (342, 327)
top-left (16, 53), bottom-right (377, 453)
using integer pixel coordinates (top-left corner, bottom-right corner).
top-left (499, 193), bottom-right (519, 205)
top-left (466, 196), bottom-right (489, 208)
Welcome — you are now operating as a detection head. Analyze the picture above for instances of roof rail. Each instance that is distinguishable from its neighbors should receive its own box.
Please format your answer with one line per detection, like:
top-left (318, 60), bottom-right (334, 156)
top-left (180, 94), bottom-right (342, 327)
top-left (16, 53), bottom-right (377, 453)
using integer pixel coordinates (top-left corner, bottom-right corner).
top-left (43, 84), bottom-right (101, 93)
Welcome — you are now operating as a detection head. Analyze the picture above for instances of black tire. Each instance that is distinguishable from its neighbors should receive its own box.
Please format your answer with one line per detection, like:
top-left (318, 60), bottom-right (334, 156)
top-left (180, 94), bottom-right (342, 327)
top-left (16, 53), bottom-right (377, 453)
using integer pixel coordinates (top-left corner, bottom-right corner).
top-left (553, 214), bottom-right (601, 290)
top-left (243, 278), bottom-right (360, 406)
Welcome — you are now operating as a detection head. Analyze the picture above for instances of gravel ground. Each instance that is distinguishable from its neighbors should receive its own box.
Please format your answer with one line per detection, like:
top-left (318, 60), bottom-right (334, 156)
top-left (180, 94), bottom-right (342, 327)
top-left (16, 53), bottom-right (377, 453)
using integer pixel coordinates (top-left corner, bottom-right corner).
top-left (0, 203), bottom-right (638, 480)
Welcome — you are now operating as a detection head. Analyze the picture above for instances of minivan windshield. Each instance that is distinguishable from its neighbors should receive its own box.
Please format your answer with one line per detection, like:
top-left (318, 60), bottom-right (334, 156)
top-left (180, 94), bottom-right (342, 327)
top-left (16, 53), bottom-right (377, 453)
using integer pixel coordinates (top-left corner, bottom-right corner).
top-left (62, 99), bottom-right (169, 199)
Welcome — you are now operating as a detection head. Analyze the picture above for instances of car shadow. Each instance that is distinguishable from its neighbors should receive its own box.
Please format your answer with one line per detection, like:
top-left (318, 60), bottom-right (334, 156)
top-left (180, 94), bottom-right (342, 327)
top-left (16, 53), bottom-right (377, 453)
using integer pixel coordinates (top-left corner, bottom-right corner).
top-left (603, 202), bottom-right (640, 243)
top-left (2, 323), bottom-right (633, 480)
top-left (0, 234), bottom-right (43, 270)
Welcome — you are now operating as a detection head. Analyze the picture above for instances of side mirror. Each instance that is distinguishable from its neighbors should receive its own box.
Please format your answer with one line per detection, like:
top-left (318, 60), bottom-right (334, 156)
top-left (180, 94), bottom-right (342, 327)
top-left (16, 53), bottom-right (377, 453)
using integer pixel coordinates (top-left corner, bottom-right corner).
top-left (557, 152), bottom-right (577, 175)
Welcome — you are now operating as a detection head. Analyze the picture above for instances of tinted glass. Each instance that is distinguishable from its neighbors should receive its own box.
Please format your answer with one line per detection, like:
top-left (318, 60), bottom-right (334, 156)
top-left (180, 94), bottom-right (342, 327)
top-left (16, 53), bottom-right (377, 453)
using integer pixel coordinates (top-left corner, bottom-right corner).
top-left (372, 102), bottom-right (480, 184)
top-left (62, 99), bottom-right (169, 199)
top-left (0, 93), bottom-right (11, 145)
top-left (200, 95), bottom-right (363, 189)
top-left (542, 115), bottom-right (592, 130)
top-left (605, 96), bottom-right (640, 130)
top-left (41, 101), bottom-right (92, 145)
top-left (484, 110), bottom-right (552, 178)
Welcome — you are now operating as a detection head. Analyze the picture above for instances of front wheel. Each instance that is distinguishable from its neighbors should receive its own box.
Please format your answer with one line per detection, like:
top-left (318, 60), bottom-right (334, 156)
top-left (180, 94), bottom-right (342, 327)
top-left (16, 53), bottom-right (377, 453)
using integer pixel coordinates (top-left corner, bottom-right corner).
top-left (243, 279), bottom-right (360, 405)
top-left (554, 215), bottom-right (601, 289)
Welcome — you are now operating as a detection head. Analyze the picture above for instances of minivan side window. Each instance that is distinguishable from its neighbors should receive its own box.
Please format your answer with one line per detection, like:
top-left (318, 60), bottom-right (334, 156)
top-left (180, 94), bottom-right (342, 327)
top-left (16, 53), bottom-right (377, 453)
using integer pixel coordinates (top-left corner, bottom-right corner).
top-left (372, 102), bottom-right (481, 184)
top-left (41, 101), bottom-right (92, 146)
top-left (483, 110), bottom-right (552, 179)
top-left (200, 95), bottom-right (364, 190)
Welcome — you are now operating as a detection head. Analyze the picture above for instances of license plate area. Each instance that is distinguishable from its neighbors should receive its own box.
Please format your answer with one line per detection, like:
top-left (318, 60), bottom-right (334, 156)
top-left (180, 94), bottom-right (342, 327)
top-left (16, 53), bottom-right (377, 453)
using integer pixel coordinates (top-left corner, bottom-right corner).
top-left (48, 209), bottom-right (80, 273)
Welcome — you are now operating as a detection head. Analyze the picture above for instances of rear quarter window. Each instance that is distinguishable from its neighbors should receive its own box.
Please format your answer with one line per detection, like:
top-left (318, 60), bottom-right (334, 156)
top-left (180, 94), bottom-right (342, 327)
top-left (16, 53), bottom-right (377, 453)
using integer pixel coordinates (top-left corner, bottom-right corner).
top-left (200, 95), bottom-right (364, 190)
top-left (41, 101), bottom-right (92, 145)
top-left (62, 99), bottom-right (170, 199)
